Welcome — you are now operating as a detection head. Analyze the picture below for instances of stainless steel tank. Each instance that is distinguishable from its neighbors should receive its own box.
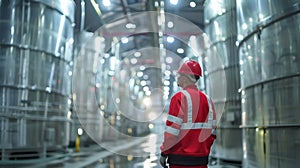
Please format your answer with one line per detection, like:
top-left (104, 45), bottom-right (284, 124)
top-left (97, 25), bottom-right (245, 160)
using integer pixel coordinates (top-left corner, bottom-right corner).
top-left (71, 31), bottom-right (104, 145)
top-left (0, 0), bottom-right (74, 161)
top-left (237, 0), bottom-right (300, 167)
top-left (204, 0), bottom-right (242, 164)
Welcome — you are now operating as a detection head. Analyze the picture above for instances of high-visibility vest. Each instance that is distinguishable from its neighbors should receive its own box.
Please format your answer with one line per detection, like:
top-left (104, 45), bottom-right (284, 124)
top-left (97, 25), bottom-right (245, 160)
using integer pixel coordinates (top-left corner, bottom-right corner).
top-left (164, 90), bottom-right (217, 137)
top-left (161, 86), bottom-right (217, 167)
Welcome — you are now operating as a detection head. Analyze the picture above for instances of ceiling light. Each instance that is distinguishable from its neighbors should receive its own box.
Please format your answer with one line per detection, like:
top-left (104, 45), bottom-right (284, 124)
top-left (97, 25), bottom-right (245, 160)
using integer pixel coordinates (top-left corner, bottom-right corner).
top-left (166, 56), bottom-right (173, 63)
top-left (167, 36), bottom-right (174, 43)
top-left (121, 37), bottom-right (129, 43)
top-left (164, 70), bottom-right (171, 76)
top-left (143, 86), bottom-right (150, 92)
top-left (100, 58), bottom-right (105, 64)
top-left (167, 21), bottom-right (174, 28)
top-left (137, 71), bottom-right (143, 77)
top-left (130, 58), bottom-right (137, 64)
top-left (126, 23), bottom-right (136, 29)
top-left (145, 91), bottom-right (151, 96)
top-left (140, 66), bottom-right (146, 70)
top-left (148, 123), bottom-right (154, 129)
top-left (104, 53), bottom-right (110, 58)
top-left (164, 81), bottom-right (170, 86)
top-left (141, 80), bottom-right (147, 86)
top-left (259, 13), bottom-right (264, 20)
top-left (134, 51), bottom-right (141, 57)
top-left (103, 0), bottom-right (111, 7)
top-left (190, 1), bottom-right (196, 8)
top-left (177, 48), bottom-right (184, 54)
top-left (170, 0), bottom-right (178, 5)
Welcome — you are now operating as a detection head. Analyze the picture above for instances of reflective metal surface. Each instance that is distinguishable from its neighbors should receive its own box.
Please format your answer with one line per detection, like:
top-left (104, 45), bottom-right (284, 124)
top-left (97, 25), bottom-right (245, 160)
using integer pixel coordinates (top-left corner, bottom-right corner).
top-left (237, 0), bottom-right (300, 167)
top-left (0, 0), bottom-right (74, 160)
top-left (204, 0), bottom-right (242, 163)
top-left (71, 31), bottom-right (103, 144)
top-left (237, 0), bottom-right (300, 42)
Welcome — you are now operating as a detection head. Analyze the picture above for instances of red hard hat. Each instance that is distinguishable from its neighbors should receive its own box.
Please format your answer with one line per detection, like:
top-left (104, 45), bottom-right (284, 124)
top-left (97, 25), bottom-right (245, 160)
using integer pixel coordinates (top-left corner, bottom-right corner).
top-left (177, 60), bottom-right (202, 76)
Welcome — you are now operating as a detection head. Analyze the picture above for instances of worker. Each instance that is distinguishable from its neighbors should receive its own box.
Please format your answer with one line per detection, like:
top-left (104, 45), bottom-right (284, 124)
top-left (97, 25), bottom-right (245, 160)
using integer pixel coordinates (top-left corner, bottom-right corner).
top-left (160, 60), bottom-right (217, 168)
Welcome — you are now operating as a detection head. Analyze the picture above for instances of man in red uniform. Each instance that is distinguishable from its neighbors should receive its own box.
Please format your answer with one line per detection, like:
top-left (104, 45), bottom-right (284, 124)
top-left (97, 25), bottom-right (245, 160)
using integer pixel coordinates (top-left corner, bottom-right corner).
top-left (160, 60), bottom-right (216, 168)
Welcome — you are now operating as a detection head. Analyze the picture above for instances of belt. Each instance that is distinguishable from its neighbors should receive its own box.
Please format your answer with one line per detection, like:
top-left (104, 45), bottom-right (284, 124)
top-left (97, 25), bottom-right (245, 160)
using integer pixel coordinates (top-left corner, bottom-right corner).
top-left (167, 154), bottom-right (208, 166)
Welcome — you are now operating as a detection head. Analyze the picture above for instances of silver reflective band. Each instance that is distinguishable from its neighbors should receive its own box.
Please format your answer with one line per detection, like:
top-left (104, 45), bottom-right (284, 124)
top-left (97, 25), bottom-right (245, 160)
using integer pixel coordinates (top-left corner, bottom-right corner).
top-left (181, 122), bottom-right (213, 129)
top-left (167, 114), bottom-right (183, 126)
top-left (206, 95), bottom-right (213, 121)
top-left (181, 90), bottom-right (193, 123)
top-left (178, 91), bottom-right (216, 131)
top-left (165, 126), bottom-right (180, 136)
top-left (166, 157), bottom-right (170, 168)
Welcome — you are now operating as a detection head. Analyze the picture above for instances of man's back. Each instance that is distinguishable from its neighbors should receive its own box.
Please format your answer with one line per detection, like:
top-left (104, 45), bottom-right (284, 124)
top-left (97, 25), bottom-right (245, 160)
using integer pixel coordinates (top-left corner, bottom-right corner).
top-left (161, 84), bottom-right (215, 156)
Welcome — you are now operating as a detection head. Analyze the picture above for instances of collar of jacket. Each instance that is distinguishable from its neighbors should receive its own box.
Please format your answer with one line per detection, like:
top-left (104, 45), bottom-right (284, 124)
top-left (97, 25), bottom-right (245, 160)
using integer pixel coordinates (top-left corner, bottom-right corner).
top-left (183, 84), bottom-right (198, 90)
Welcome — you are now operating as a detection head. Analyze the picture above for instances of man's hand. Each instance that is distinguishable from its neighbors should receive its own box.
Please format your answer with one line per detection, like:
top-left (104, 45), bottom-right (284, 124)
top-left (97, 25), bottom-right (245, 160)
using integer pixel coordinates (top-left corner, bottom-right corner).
top-left (160, 154), bottom-right (167, 168)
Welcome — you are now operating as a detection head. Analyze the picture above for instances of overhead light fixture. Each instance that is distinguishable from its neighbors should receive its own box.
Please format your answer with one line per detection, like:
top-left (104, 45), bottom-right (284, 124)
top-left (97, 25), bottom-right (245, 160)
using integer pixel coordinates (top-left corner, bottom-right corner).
top-left (164, 81), bottom-right (170, 86)
top-left (170, 0), bottom-right (178, 5)
top-left (177, 48), bottom-right (184, 54)
top-left (134, 51), bottom-right (141, 57)
top-left (190, 1), bottom-right (196, 8)
top-left (164, 70), bottom-right (171, 76)
top-left (145, 90), bottom-right (151, 96)
top-left (126, 23), bottom-right (136, 29)
top-left (148, 123), bottom-right (154, 129)
top-left (167, 36), bottom-right (174, 43)
top-left (141, 80), bottom-right (147, 86)
top-left (121, 37), bottom-right (129, 43)
top-left (137, 71), bottom-right (144, 77)
top-left (140, 66), bottom-right (146, 70)
top-left (166, 56), bottom-right (173, 63)
top-left (104, 53), bottom-right (110, 58)
top-left (130, 58), bottom-right (137, 64)
top-left (143, 86), bottom-right (150, 92)
top-left (167, 21), bottom-right (174, 28)
top-left (103, 0), bottom-right (111, 7)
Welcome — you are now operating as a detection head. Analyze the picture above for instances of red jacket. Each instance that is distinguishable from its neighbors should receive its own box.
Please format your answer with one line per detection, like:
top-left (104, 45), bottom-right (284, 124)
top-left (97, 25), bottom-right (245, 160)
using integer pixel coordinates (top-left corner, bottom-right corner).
top-left (160, 84), bottom-right (216, 168)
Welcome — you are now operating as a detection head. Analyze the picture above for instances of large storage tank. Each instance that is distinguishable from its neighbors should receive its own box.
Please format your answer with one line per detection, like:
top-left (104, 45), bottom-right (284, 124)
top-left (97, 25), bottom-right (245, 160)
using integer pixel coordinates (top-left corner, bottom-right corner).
top-left (237, 0), bottom-right (300, 167)
top-left (0, 0), bottom-right (74, 161)
top-left (204, 0), bottom-right (242, 165)
top-left (71, 31), bottom-right (104, 145)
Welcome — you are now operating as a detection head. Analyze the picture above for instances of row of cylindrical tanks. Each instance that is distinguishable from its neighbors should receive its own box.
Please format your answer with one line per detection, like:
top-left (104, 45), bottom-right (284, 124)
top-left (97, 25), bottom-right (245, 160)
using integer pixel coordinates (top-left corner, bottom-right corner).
top-left (204, 0), bottom-right (300, 167)
top-left (0, 0), bottom-right (113, 162)
top-left (0, 0), bottom-right (150, 162)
